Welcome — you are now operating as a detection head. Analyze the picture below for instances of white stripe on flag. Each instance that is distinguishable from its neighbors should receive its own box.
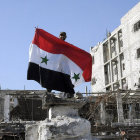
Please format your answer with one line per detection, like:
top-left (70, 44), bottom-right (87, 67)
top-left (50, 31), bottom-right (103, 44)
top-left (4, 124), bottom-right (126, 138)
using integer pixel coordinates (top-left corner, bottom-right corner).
top-left (29, 44), bottom-right (85, 85)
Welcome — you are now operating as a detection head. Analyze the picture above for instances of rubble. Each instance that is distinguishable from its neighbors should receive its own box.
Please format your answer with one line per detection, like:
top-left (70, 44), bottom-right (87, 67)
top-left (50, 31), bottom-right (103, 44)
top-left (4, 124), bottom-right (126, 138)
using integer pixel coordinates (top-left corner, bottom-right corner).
top-left (0, 90), bottom-right (139, 139)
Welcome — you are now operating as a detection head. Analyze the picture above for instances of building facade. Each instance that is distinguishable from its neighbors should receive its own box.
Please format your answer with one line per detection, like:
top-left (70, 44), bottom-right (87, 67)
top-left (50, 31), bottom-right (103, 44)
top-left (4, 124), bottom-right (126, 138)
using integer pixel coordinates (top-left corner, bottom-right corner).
top-left (91, 2), bottom-right (140, 92)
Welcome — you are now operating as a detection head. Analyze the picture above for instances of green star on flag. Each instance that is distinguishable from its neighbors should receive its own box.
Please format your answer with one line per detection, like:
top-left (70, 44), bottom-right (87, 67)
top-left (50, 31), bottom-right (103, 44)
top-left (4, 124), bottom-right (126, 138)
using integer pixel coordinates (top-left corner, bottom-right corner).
top-left (41, 56), bottom-right (49, 65)
top-left (72, 73), bottom-right (80, 82)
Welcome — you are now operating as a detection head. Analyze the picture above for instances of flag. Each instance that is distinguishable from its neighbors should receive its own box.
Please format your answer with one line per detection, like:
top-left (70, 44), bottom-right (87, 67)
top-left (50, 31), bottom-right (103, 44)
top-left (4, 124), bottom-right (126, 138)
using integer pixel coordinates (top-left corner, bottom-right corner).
top-left (27, 28), bottom-right (92, 93)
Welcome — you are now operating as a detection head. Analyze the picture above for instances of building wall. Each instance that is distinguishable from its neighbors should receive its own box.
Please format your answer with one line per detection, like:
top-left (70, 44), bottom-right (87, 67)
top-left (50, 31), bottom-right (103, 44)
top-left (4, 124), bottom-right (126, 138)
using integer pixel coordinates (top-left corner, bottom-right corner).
top-left (90, 44), bottom-right (105, 92)
top-left (121, 3), bottom-right (140, 90)
top-left (0, 94), bottom-right (4, 121)
top-left (0, 92), bottom-right (16, 122)
top-left (91, 2), bottom-right (140, 92)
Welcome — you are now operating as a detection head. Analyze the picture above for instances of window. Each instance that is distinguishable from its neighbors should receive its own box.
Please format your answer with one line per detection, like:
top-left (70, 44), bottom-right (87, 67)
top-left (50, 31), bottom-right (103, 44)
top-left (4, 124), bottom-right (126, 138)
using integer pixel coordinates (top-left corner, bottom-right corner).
top-left (111, 46), bottom-right (115, 53)
top-left (111, 37), bottom-right (116, 42)
top-left (138, 78), bottom-right (140, 88)
top-left (119, 40), bottom-right (123, 48)
top-left (110, 37), bottom-right (116, 56)
top-left (106, 86), bottom-right (111, 92)
top-left (103, 42), bottom-right (109, 62)
top-left (112, 59), bottom-right (117, 65)
top-left (137, 48), bottom-right (140, 58)
top-left (134, 20), bottom-right (140, 32)
top-left (139, 78), bottom-right (140, 84)
top-left (122, 78), bottom-right (128, 90)
top-left (114, 67), bottom-right (118, 75)
top-left (122, 63), bottom-right (125, 70)
top-left (121, 54), bottom-right (124, 60)
top-left (118, 30), bottom-right (122, 37)
top-left (134, 78), bottom-right (140, 88)
top-left (113, 83), bottom-right (120, 90)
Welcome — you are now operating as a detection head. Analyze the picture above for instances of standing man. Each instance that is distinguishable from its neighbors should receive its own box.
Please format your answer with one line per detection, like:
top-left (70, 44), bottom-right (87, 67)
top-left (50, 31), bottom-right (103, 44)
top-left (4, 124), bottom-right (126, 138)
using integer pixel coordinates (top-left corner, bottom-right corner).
top-left (46, 32), bottom-right (67, 93)
top-left (47, 32), bottom-right (75, 98)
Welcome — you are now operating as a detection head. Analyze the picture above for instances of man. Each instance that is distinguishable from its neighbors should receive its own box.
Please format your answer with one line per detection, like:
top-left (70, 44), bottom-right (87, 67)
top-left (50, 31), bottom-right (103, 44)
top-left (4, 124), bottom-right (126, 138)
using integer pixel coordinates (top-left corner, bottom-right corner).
top-left (46, 32), bottom-right (75, 98)
top-left (46, 32), bottom-right (66, 92)
top-left (59, 32), bottom-right (67, 41)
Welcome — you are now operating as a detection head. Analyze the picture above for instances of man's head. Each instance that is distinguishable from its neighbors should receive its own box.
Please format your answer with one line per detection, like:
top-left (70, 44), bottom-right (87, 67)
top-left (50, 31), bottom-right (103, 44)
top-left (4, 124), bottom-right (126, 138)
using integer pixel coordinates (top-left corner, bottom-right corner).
top-left (59, 32), bottom-right (67, 41)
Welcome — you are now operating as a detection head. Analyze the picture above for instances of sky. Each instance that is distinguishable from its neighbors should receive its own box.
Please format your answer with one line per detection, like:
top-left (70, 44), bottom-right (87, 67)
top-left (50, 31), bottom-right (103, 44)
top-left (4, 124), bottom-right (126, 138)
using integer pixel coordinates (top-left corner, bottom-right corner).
top-left (0, 0), bottom-right (139, 92)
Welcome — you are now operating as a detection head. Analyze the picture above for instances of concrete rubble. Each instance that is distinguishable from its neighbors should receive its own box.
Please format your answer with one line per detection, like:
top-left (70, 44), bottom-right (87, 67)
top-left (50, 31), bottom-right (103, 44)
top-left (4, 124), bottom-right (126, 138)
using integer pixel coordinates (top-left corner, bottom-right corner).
top-left (0, 90), bottom-right (140, 139)
top-left (25, 93), bottom-right (92, 140)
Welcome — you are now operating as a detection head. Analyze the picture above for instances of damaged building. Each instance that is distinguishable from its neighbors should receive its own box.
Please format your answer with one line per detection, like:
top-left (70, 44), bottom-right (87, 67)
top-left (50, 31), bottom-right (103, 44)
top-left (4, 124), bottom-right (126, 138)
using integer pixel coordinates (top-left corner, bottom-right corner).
top-left (0, 2), bottom-right (140, 140)
top-left (89, 2), bottom-right (140, 139)
top-left (91, 2), bottom-right (140, 92)
top-left (0, 90), bottom-right (48, 139)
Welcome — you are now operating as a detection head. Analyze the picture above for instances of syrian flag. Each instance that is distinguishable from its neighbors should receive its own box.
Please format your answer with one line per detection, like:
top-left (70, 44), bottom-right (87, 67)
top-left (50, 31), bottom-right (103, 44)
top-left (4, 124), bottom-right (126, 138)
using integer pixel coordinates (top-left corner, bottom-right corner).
top-left (27, 28), bottom-right (92, 93)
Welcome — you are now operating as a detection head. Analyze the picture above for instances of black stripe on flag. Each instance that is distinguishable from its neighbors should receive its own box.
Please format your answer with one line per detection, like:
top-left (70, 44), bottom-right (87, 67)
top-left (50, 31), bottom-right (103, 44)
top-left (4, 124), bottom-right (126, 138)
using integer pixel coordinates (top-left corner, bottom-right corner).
top-left (27, 62), bottom-right (75, 93)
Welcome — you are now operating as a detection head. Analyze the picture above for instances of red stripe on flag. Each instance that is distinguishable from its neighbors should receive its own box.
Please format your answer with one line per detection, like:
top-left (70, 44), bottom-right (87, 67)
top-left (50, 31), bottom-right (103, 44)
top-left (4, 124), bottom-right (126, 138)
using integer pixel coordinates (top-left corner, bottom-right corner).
top-left (32, 28), bottom-right (92, 81)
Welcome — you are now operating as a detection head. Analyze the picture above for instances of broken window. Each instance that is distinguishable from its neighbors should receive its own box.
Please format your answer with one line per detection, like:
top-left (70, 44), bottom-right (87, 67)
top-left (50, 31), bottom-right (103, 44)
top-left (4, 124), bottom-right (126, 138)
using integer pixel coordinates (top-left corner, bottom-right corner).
top-left (134, 78), bottom-right (140, 88)
top-left (114, 67), bottom-right (118, 75)
top-left (113, 82), bottom-right (120, 91)
top-left (104, 64), bottom-right (110, 85)
top-left (110, 36), bottom-right (117, 58)
top-left (111, 46), bottom-right (115, 53)
top-left (112, 58), bottom-right (118, 82)
top-left (137, 48), bottom-right (140, 58)
top-left (112, 60), bottom-right (117, 64)
top-left (122, 78), bottom-right (128, 90)
top-left (119, 40), bottom-right (123, 48)
top-left (134, 20), bottom-right (140, 32)
top-left (106, 86), bottom-right (111, 92)
top-left (138, 78), bottom-right (140, 88)
top-left (122, 63), bottom-right (125, 70)
top-left (120, 53), bottom-right (124, 60)
top-left (118, 30), bottom-right (123, 52)
top-left (103, 42), bottom-right (109, 63)
top-left (120, 53), bottom-right (124, 77)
